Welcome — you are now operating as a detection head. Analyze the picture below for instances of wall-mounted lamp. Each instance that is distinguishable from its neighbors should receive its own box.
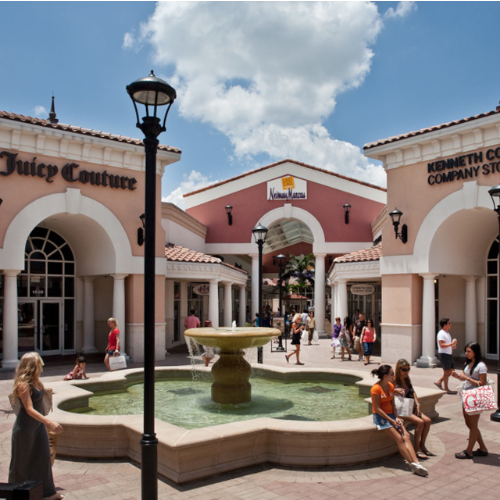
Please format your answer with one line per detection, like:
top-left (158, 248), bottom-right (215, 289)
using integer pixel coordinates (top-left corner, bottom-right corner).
top-left (389, 208), bottom-right (408, 244)
top-left (138, 213), bottom-right (146, 246)
top-left (343, 204), bottom-right (351, 224)
top-left (225, 205), bottom-right (233, 226)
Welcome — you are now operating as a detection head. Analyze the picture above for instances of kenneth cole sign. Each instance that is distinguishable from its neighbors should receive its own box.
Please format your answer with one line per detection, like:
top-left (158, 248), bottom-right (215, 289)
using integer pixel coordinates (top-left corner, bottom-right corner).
top-left (267, 176), bottom-right (307, 201)
top-left (0, 151), bottom-right (137, 191)
top-left (427, 148), bottom-right (500, 185)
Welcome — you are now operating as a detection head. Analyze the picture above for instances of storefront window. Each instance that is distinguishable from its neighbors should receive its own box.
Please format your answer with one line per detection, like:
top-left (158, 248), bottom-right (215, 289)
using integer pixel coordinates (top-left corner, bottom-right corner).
top-left (486, 238), bottom-right (499, 358)
top-left (188, 284), bottom-right (204, 324)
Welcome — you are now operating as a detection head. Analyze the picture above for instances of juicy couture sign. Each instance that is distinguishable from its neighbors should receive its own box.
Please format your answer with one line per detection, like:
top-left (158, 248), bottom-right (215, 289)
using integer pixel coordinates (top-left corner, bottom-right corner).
top-left (267, 175), bottom-right (307, 201)
top-left (0, 151), bottom-right (137, 191)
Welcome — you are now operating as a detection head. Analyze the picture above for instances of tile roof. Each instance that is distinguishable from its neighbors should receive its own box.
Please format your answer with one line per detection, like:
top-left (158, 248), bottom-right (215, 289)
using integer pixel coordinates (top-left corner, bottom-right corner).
top-left (333, 243), bottom-right (382, 264)
top-left (0, 110), bottom-right (181, 154)
top-left (165, 244), bottom-right (247, 274)
top-left (184, 158), bottom-right (386, 197)
top-left (363, 107), bottom-right (500, 150)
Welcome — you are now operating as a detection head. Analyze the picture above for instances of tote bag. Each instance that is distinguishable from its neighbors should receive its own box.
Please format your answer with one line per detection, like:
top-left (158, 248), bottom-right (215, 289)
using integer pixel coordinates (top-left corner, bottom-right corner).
top-left (394, 394), bottom-right (414, 417)
top-left (109, 354), bottom-right (128, 370)
top-left (462, 385), bottom-right (498, 415)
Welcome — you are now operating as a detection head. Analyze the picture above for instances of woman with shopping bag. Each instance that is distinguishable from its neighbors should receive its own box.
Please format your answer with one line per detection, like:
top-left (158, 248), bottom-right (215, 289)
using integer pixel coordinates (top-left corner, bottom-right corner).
top-left (394, 359), bottom-right (433, 461)
top-left (286, 313), bottom-right (305, 365)
top-left (451, 342), bottom-right (490, 459)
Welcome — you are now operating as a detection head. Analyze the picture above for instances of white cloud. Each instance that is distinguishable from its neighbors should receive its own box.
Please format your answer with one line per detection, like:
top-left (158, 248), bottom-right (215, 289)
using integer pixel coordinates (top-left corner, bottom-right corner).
top-left (34, 106), bottom-right (47, 118)
top-left (130, 2), bottom-right (409, 187)
top-left (123, 32), bottom-right (135, 49)
top-left (162, 170), bottom-right (220, 209)
top-left (384, 1), bottom-right (417, 19)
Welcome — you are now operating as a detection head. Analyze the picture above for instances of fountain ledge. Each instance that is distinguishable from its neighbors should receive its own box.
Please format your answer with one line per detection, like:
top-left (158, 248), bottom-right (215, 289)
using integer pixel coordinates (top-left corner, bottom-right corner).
top-left (50, 365), bottom-right (444, 484)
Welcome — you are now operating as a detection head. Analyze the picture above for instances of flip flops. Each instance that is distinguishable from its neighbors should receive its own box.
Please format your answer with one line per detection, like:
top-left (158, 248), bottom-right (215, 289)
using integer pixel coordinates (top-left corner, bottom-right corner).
top-left (455, 450), bottom-right (473, 459)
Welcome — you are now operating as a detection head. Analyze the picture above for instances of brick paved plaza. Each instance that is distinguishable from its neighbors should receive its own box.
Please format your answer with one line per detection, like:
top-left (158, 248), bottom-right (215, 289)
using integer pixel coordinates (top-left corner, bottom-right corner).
top-left (1, 340), bottom-right (499, 500)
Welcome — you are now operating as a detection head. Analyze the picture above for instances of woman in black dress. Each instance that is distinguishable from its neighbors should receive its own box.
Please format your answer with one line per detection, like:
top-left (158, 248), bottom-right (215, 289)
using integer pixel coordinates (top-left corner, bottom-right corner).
top-left (285, 313), bottom-right (305, 365)
top-left (9, 352), bottom-right (64, 500)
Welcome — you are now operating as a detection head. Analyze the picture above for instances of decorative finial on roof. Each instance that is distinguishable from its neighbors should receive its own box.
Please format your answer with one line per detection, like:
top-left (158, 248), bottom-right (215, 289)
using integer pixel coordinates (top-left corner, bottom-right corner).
top-left (49, 95), bottom-right (58, 124)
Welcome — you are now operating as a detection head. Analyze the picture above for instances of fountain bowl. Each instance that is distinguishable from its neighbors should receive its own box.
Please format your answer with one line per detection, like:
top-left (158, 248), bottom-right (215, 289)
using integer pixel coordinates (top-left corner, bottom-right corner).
top-left (184, 326), bottom-right (281, 404)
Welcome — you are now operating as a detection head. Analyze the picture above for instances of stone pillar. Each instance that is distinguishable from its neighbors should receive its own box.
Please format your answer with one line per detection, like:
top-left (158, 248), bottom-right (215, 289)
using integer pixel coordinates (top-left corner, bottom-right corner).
top-left (239, 285), bottom-right (247, 326)
top-left (223, 282), bottom-right (233, 327)
top-left (464, 276), bottom-right (477, 346)
top-left (314, 254), bottom-right (326, 335)
top-left (165, 280), bottom-right (174, 348)
top-left (416, 273), bottom-right (438, 368)
top-left (250, 253), bottom-right (259, 320)
top-left (180, 281), bottom-right (188, 338)
top-left (2, 270), bottom-right (21, 369)
top-left (330, 282), bottom-right (336, 332)
top-left (209, 280), bottom-right (219, 328)
top-left (111, 274), bottom-right (128, 356)
top-left (337, 278), bottom-right (348, 324)
top-left (82, 277), bottom-right (97, 353)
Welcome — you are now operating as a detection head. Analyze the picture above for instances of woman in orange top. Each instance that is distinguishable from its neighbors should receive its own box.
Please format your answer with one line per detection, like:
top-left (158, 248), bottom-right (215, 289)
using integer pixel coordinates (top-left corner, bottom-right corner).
top-left (371, 365), bottom-right (428, 477)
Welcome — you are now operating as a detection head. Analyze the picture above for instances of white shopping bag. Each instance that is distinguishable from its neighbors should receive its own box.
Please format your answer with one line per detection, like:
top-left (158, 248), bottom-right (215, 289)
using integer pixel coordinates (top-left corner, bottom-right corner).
top-left (313, 329), bottom-right (319, 342)
top-left (394, 395), bottom-right (414, 417)
top-left (109, 354), bottom-right (127, 370)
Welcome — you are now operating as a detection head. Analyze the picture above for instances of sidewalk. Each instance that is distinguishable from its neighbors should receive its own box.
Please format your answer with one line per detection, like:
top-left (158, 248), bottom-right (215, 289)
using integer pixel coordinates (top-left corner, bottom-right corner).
top-left (0, 340), bottom-right (499, 499)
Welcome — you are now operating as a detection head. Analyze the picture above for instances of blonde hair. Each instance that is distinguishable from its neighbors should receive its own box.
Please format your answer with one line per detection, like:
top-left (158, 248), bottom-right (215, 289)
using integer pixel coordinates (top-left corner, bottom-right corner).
top-left (108, 317), bottom-right (118, 327)
top-left (293, 313), bottom-right (302, 323)
top-left (13, 352), bottom-right (44, 398)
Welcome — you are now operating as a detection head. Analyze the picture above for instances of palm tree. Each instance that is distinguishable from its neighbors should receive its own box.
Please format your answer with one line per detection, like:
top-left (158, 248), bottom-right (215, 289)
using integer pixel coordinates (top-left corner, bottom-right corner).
top-left (282, 254), bottom-right (315, 312)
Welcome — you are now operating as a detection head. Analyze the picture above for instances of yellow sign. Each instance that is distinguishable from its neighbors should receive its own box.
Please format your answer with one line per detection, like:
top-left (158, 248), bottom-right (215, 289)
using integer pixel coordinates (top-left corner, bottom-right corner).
top-left (281, 176), bottom-right (295, 190)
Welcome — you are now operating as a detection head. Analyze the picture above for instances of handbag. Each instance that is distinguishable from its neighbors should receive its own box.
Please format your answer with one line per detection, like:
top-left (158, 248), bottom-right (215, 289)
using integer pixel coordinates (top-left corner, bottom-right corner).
top-left (462, 385), bottom-right (498, 415)
top-left (109, 354), bottom-right (127, 370)
top-left (8, 387), bottom-right (53, 416)
top-left (394, 395), bottom-right (415, 417)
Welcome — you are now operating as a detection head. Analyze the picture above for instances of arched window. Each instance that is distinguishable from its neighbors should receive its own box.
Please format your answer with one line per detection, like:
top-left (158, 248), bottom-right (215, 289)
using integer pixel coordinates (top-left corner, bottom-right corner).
top-left (486, 238), bottom-right (498, 358)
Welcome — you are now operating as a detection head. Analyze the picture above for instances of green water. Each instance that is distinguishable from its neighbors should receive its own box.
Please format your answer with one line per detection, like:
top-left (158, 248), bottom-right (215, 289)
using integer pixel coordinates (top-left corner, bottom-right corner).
top-left (71, 378), bottom-right (368, 429)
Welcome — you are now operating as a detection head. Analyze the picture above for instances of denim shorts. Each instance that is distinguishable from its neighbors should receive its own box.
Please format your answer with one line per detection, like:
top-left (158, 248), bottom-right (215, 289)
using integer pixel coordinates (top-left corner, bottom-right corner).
top-left (107, 349), bottom-right (116, 356)
top-left (373, 413), bottom-right (395, 430)
top-left (363, 342), bottom-right (374, 356)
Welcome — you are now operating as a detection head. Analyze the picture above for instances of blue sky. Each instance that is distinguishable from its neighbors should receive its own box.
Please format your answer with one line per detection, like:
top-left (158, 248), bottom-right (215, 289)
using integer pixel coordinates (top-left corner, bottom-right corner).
top-left (2, 2), bottom-right (500, 208)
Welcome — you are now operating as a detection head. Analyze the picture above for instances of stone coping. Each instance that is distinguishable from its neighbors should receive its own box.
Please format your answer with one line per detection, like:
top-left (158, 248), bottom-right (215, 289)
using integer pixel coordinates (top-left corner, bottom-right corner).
top-left (50, 365), bottom-right (443, 484)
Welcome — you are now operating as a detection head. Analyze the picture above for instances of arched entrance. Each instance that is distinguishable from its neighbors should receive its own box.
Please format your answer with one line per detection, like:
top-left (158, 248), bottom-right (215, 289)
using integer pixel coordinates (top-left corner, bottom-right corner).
top-left (18, 227), bottom-right (75, 355)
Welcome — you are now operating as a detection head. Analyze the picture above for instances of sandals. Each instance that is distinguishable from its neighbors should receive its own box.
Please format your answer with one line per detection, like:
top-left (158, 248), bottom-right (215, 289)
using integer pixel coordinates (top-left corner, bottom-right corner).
top-left (285, 355), bottom-right (289, 363)
top-left (473, 449), bottom-right (488, 457)
top-left (296, 362), bottom-right (304, 365)
top-left (422, 450), bottom-right (436, 457)
top-left (434, 382), bottom-right (443, 390)
top-left (455, 450), bottom-right (473, 459)
top-left (416, 452), bottom-right (429, 461)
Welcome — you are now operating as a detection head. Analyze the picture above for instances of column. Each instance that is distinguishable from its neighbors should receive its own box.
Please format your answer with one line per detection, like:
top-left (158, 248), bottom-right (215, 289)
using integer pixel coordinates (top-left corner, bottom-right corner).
top-left (250, 253), bottom-right (259, 320)
top-left (111, 274), bottom-right (128, 356)
top-left (314, 254), bottom-right (326, 335)
top-left (239, 285), bottom-right (246, 326)
top-left (464, 276), bottom-right (477, 346)
top-left (330, 283), bottom-right (336, 332)
top-left (180, 281), bottom-right (188, 337)
top-left (2, 270), bottom-right (21, 369)
top-left (208, 280), bottom-right (219, 328)
top-left (337, 279), bottom-right (348, 324)
top-left (416, 273), bottom-right (438, 368)
top-left (223, 282), bottom-right (233, 327)
top-left (82, 276), bottom-right (97, 353)
top-left (165, 280), bottom-right (174, 349)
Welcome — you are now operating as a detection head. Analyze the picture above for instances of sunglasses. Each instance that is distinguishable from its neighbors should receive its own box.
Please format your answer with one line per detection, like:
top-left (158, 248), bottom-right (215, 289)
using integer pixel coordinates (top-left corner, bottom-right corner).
top-left (401, 367), bottom-right (410, 372)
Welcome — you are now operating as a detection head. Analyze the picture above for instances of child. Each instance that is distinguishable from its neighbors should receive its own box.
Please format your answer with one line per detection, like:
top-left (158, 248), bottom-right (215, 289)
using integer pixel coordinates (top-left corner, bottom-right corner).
top-left (64, 356), bottom-right (89, 380)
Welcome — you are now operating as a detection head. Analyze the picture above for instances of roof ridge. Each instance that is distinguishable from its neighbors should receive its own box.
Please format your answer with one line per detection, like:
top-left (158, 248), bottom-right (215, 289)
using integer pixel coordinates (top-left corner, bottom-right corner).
top-left (0, 110), bottom-right (181, 153)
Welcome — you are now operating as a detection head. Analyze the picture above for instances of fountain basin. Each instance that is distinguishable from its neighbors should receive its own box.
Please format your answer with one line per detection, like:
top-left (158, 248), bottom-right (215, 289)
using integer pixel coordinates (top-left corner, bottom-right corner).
top-left (50, 365), bottom-right (444, 484)
top-left (184, 326), bottom-right (281, 404)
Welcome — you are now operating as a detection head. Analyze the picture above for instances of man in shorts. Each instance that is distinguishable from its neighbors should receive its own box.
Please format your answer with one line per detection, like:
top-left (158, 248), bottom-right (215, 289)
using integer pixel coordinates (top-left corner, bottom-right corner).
top-left (434, 317), bottom-right (458, 394)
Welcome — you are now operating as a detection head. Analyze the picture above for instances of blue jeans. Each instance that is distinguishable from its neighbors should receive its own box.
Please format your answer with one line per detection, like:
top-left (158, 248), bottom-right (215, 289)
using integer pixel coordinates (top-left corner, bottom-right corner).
top-left (363, 342), bottom-right (374, 356)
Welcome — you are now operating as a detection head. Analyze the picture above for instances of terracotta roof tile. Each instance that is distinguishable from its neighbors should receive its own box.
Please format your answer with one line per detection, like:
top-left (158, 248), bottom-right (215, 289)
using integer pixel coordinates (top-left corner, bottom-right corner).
top-left (363, 108), bottom-right (500, 150)
top-left (333, 243), bottom-right (382, 264)
top-left (165, 244), bottom-right (247, 274)
top-left (0, 110), bottom-right (181, 154)
top-left (184, 158), bottom-right (386, 197)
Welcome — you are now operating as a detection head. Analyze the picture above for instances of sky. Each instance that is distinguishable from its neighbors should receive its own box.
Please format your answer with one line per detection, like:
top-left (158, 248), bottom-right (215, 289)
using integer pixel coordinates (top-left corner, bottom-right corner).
top-left (2, 1), bottom-right (500, 209)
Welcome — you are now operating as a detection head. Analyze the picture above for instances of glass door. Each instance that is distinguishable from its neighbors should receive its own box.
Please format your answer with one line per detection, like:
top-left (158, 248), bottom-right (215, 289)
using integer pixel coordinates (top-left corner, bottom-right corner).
top-left (18, 301), bottom-right (37, 353)
top-left (39, 301), bottom-right (62, 355)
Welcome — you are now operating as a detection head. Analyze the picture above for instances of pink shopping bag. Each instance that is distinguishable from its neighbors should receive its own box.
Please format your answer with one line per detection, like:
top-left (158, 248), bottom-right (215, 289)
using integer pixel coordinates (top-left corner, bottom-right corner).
top-left (462, 385), bottom-right (498, 415)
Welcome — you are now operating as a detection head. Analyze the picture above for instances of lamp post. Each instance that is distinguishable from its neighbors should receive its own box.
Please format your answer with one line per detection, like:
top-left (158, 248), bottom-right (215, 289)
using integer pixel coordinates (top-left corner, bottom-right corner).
top-left (488, 183), bottom-right (500, 422)
top-left (252, 222), bottom-right (268, 363)
top-left (127, 70), bottom-right (176, 499)
top-left (274, 253), bottom-right (286, 351)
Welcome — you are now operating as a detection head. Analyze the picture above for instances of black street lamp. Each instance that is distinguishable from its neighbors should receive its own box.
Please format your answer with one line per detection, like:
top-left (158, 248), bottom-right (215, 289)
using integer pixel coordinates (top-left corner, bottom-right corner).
top-left (127, 70), bottom-right (176, 499)
top-left (488, 183), bottom-right (500, 422)
top-left (252, 222), bottom-right (268, 363)
top-left (274, 253), bottom-right (286, 351)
